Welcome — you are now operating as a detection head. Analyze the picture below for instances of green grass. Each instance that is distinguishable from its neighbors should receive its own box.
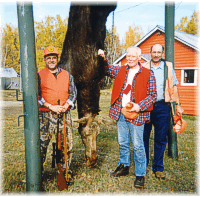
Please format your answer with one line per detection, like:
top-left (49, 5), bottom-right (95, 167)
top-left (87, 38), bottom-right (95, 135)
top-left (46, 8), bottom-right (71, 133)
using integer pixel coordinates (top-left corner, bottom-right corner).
top-left (1, 89), bottom-right (199, 194)
top-left (0, 90), bottom-right (23, 101)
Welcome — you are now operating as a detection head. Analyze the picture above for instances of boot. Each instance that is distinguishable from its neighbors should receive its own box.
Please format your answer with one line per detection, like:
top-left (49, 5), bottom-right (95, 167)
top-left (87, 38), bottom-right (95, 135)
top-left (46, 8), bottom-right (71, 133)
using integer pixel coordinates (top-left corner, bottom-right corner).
top-left (134, 176), bottom-right (145, 189)
top-left (111, 164), bottom-right (129, 177)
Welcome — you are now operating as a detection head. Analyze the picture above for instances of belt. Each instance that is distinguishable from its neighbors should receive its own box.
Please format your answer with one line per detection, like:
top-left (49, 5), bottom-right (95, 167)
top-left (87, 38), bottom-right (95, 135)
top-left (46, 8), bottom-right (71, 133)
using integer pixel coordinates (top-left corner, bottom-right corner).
top-left (155, 99), bottom-right (165, 104)
top-left (154, 99), bottom-right (170, 106)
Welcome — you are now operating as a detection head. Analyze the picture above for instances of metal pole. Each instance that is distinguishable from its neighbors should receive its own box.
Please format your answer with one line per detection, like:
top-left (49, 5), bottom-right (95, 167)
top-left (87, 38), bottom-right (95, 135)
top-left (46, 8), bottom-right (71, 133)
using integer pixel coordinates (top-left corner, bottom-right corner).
top-left (17, 2), bottom-right (41, 191)
top-left (165, 1), bottom-right (178, 159)
top-left (112, 11), bottom-right (114, 64)
top-left (20, 63), bottom-right (22, 92)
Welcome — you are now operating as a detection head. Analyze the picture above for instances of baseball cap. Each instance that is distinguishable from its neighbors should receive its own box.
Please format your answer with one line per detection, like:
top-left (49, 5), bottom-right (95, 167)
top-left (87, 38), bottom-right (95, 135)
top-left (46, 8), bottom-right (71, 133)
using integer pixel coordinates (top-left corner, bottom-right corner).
top-left (44, 46), bottom-right (59, 57)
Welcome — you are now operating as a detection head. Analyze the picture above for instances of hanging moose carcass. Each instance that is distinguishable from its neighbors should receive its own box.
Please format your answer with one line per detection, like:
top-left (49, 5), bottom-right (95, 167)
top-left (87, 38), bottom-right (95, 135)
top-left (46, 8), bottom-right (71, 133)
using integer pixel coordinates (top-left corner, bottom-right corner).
top-left (58, 3), bottom-right (117, 167)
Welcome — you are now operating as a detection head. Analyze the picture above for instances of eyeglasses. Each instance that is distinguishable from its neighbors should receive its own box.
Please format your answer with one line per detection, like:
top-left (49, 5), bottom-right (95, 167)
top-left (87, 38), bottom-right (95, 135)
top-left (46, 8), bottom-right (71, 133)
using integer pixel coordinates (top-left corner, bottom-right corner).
top-left (126, 55), bottom-right (138, 59)
top-left (46, 56), bottom-right (58, 61)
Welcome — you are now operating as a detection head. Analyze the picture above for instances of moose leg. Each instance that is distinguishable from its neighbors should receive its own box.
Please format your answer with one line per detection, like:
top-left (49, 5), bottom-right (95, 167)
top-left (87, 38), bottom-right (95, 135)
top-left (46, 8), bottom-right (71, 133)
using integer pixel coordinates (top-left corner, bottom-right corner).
top-left (78, 114), bottom-right (100, 167)
top-left (90, 126), bottom-right (100, 167)
top-left (79, 125), bottom-right (96, 167)
top-left (85, 128), bottom-right (100, 168)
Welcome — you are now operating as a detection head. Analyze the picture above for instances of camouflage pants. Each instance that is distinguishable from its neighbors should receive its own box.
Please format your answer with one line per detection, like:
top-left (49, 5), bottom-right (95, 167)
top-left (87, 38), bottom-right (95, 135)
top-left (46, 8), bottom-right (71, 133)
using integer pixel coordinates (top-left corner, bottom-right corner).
top-left (39, 111), bottom-right (73, 170)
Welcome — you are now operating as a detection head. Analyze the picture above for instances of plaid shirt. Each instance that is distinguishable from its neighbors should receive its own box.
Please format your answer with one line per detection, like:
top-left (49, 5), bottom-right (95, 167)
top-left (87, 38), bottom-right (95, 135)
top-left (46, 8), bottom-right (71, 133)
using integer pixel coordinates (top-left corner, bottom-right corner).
top-left (108, 64), bottom-right (157, 125)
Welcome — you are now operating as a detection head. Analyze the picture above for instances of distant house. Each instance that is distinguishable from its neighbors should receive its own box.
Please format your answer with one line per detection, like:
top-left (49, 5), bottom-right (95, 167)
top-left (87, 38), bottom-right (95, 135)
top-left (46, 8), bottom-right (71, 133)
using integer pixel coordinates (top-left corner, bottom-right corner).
top-left (0, 67), bottom-right (20, 90)
top-left (113, 25), bottom-right (199, 115)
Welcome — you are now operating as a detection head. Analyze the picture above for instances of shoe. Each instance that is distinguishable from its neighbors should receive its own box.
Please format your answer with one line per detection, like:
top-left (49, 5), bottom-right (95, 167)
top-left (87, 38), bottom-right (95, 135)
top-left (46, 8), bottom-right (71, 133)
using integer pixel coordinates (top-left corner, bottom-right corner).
top-left (155, 171), bottom-right (165, 180)
top-left (134, 176), bottom-right (145, 189)
top-left (111, 164), bottom-right (129, 177)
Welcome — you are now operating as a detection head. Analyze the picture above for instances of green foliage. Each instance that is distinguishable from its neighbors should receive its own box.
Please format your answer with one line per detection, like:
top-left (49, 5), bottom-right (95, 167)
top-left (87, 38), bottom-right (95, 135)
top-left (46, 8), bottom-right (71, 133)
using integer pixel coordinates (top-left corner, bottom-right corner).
top-left (34, 15), bottom-right (68, 71)
top-left (104, 26), bottom-right (123, 64)
top-left (1, 24), bottom-right (20, 74)
top-left (104, 27), bottom-right (122, 90)
top-left (175, 11), bottom-right (199, 35)
top-left (1, 15), bottom-right (68, 73)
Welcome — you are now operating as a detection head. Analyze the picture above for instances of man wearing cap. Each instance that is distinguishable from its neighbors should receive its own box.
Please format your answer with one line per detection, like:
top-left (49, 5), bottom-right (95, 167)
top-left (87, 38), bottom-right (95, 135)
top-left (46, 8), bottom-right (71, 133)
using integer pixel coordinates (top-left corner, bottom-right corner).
top-left (142, 44), bottom-right (184, 180)
top-left (38, 46), bottom-right (77, 185)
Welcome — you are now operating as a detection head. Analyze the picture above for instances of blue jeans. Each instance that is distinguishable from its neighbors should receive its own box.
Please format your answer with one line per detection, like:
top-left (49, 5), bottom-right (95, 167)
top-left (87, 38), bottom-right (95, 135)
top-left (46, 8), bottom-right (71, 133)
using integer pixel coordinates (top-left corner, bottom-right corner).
top-left (144, 101), bottom-right (170, 172)
top-left (117, 113), bottom-right (146, 176)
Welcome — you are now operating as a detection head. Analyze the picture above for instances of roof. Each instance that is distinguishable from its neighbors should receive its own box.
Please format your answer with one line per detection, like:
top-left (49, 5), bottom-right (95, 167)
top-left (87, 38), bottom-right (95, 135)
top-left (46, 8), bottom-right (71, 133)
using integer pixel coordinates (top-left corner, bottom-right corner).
top-left (0, 67), bottom-right (18, 78)
top-left (138, 25), bottom-right (199, 51)
top-left (142, 54), bottom-right (151, 61)
top-left (113, 25), bottom-right (199, 65)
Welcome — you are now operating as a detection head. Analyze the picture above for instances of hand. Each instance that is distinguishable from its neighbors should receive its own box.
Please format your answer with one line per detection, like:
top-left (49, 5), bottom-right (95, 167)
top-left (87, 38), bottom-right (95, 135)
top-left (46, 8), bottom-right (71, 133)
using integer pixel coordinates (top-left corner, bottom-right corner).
top-left (170, 89), bottom-right (178, 102)
top-left (98, 49), bottom-right (105, 57)
top-left (176, 105), bottom-right (184, 116)
top-left (61, 103), bottom-right (70, 113)
top-left (50, 105), bottom-right (63, 114)
top-left (129, 102), bottom-right (141, 112)
top-left (98, 49), bottom-right (107, 61)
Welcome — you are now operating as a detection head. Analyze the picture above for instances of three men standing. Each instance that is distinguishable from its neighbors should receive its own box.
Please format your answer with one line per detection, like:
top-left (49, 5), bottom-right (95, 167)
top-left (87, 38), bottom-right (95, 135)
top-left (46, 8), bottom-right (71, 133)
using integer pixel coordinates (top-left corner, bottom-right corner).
top-left (37, 44), bottom-right (183, 190)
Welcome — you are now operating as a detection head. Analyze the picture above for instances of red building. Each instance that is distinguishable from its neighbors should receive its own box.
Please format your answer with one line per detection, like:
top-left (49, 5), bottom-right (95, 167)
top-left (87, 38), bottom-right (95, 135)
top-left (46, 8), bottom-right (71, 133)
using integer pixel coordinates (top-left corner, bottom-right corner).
top-left (113, 26), bottom-right (199, 115)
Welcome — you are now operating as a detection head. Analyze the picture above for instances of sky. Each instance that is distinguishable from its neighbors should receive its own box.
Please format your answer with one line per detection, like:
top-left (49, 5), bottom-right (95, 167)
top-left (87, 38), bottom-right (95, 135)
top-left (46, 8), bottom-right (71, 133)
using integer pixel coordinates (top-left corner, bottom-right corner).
top-left (0, 0), bottom-right (199, 43)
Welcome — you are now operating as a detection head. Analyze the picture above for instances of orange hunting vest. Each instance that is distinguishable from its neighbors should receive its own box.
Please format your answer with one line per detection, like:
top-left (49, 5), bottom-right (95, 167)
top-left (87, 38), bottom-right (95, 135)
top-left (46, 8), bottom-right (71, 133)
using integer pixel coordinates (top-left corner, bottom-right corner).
top-left (111, 65), bottom-right (153, 111)
top-left (39, 67), bottom-right (69, 105)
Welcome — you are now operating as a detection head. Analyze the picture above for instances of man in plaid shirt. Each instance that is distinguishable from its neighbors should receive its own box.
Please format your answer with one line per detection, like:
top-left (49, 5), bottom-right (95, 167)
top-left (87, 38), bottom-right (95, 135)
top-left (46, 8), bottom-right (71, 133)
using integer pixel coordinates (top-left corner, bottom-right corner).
top-left (98, 46), bottom-right (157, 189)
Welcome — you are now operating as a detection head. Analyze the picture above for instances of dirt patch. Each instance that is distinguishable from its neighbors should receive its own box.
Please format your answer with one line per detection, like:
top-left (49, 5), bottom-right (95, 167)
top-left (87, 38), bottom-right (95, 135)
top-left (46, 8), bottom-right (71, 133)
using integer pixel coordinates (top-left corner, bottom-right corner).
top-left (1, 101), bottom-right (23, 108)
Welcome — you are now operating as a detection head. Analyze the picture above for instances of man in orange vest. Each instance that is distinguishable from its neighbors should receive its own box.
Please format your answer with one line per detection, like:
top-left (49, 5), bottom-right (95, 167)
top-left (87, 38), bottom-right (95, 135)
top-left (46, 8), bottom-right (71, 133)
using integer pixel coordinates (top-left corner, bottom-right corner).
top-left (99, 47), bottom-right (157, 189)
top-left (38, 46), bottom-right (77, 186)
top-left (143, 44), bottom-right (184, 180)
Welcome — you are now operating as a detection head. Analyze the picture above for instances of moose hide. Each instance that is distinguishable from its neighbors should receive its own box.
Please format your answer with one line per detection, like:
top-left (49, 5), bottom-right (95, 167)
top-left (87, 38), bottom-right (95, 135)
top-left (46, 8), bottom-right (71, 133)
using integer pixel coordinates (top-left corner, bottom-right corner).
top-left (58, 3), bottom-right (116, 167)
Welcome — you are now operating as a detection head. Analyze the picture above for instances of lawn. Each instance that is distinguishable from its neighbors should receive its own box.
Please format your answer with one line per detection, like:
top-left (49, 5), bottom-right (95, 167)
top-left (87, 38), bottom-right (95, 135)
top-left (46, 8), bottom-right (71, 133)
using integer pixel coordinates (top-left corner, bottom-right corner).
top-left (1, 89), bottom-right (199, 194)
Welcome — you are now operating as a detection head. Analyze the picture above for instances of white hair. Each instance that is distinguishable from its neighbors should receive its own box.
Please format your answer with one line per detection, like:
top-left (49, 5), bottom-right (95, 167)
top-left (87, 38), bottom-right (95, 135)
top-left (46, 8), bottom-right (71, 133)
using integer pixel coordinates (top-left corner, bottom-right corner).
top-left (127, 46), bottom-right (141, 56)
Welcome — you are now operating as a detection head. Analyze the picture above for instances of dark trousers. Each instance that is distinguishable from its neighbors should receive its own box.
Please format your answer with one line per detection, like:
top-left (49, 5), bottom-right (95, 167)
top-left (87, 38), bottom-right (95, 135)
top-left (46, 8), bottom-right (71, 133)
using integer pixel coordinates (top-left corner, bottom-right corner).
top-left (144, 101), bottom-right (170, 172)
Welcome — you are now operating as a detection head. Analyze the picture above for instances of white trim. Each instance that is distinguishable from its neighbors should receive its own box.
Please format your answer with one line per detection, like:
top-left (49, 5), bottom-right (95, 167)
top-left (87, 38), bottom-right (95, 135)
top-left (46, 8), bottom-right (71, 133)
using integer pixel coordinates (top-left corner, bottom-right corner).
top-left (113, 27), bottom-right (161, 65)
top-left (113, 53), bottom-right (126, 65)
top-left (175, 67), bottom-right (200, 70)
top-left (134, 26), bottom-right (164, 47)
top-left (113, 25), bottom-right (199, 65)
top-left (181, 69), bottom-right (197, 86)
top-left (174, 37), bottom-right (199, 51)
top-left (141, 57), bottom-right (149, 61)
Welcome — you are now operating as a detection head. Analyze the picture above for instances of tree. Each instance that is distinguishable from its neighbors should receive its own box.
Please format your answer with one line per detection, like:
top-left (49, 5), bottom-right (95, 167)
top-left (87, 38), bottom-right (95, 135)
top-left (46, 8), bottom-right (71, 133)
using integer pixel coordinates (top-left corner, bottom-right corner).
top-left (123, 23), bottom-right (144, 49)
top-left (104, 26), bottom-right (123, 63)
top-left (1, 24), bottom-right (20, 73)
top-left (103, 26), bottom-right (122, 89)
top-left (175, 11), bottom-right (199, 35)
top-left (1, 15), bottom-right (68, 73)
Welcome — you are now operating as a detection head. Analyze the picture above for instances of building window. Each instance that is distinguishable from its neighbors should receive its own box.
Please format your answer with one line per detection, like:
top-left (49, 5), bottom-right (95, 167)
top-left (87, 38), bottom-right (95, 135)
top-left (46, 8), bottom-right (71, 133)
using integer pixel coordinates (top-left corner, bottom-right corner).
top-left (184, 70), bottom-right (194, 83)
top-left (181, 69), bottom-right (197, 86)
